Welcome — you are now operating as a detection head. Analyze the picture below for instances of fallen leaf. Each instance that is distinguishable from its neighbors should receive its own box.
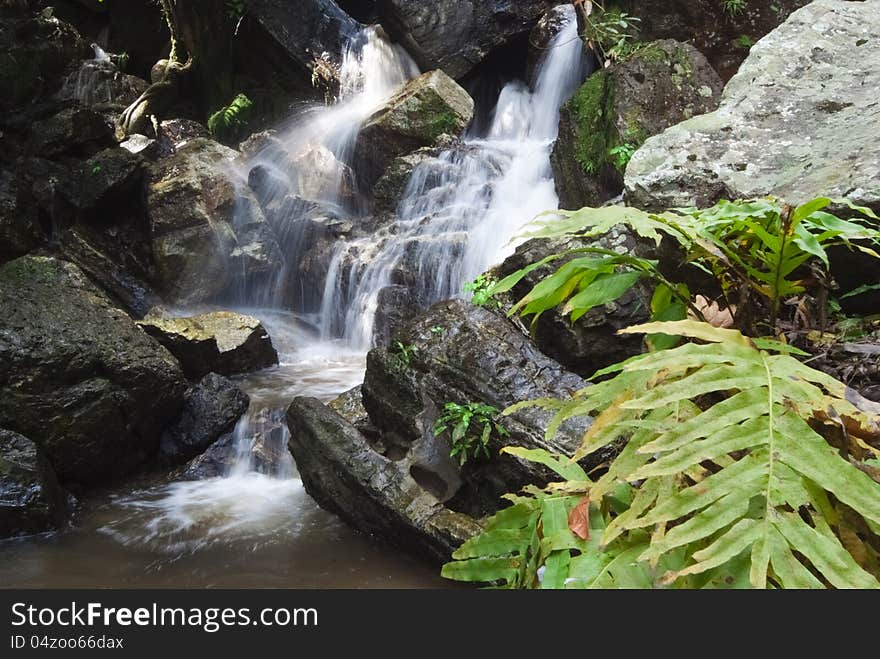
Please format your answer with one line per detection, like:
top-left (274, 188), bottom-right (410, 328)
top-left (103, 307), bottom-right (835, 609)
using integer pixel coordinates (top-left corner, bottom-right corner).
top-left (568, 494), bottom-right (591, 540)
top-left (688, 295), bottom-right (736, 329)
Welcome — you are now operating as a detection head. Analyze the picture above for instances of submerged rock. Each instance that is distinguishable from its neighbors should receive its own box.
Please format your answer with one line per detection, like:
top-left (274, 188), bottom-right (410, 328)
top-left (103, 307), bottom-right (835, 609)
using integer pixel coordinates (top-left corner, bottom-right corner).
top-left (287, 396), bottom-right (482, 562)
top-left (138, 310), bottom-right (279, 380)
top-left (0, 256), bottom-right (187, 486)
top-left (354, 70), bottom-right (474, 188)
top-left (146, 137), bottom-right (282, 304)
top-left (377, 0), bottom-right (553, 78)
top-left (551, 39), bottom-right (722, 210)
top-left (159, 373), bottom-right (250, 464)
top-left (0, 429), bottom-right (68, 539)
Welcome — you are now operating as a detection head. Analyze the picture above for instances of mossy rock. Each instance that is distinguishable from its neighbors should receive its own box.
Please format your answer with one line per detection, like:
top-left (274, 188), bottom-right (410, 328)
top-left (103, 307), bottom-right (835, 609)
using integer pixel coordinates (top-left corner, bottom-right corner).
top-left (551, 39), bottom-right (722, 210)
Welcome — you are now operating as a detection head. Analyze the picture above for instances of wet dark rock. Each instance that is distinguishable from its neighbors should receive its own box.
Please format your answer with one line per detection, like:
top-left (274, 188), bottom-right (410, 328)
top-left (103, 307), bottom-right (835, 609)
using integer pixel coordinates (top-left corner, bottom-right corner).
top-left (372, 139), bottom-right (456, 214)
top-left (372, 284), bottom-right (422, 348)
top-left (551, 39), bottom-right (722, 210)
top-left (0, 9), bottom-right (87, 112)
top-left (0, 429), bottom-right (69, 539)
top-left (287, 395), bottom-right (482, 561)
top-left (138, 310), bottom-right (279, 380)
top-left (159, 373), bottom-right (250, 464)
top-left (377, 0), bottom-right (553, 78)
top-left (61, 146), bottom-right (145, 213)
top-left (0, 168), bottom-right (45, 262)
top-left (362, 299), bottom-right (597, 518)
top-left (27, 106), bottom-right (114, 157)
top-left (354, 70), bottom-right (473, 188)
top-left (0, 256), bottom-right (187, 486)
top-left (146, 137), bottom-right (282, 304)
top-left (57, 223), bottom-right (160, 318)
top-left (248, 0), bottom-right (363, 81)
top-left (493, 231), bottom-right (652, 377)
top-left (155, 118), bottom-right (211, 157)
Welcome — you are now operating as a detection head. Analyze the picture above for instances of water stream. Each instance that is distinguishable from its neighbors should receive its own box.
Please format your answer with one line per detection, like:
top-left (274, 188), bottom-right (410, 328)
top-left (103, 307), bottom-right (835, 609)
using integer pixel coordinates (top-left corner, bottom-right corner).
top-left (0, 6), bottom-right (588, 588)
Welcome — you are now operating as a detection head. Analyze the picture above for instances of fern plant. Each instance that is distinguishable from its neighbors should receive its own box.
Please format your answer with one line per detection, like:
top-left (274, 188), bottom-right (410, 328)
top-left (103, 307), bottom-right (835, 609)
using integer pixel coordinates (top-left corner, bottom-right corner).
top-left (490, 199), bottom-right (880, 335)
top-left (434, 402), bottom-right (509, 466)
top-left (443, 320), bottom-right (880, 588)
top-left (207, 93), bottom-right (253, 141)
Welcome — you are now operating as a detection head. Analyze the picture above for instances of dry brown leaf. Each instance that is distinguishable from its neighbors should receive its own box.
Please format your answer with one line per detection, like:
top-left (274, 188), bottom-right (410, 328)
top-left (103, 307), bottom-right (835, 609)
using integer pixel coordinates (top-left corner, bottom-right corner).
top-left (688, 295), bottom-right (736, 329)
top-left (568, 494), bottom-right (590, 540)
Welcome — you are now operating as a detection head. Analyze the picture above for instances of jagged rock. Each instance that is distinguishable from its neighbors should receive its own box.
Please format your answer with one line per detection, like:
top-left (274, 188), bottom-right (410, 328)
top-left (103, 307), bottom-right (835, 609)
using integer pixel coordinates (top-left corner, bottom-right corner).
top-left (613, 0), bottom-right (810, 81)
top-left (27, 106), bottom-right (114, 157)
top-left (146, 137), bottom-right (282, 304)
top-left (0, 256), bottom-right (187, 486)
top-left (159, 373), bottom-right (250, 464)
top-left (138, 310), bottom-right (279, 380)
top-left (551, 39), bottom-right (722, 210)
top-left (0, 9), bottom-right (87, 111)
top-left (493, 231), bottom-right (653, 377)
top-left (155, 118), bottom-right (211, 157)
top-left (354, 70), bottom-right (474, 188)
top-left (372, 284), bottom-right (421, 347)
top-left (624, 0), bottom-right (880, 311)
top-left (377, 0), bottom-right (553, 78)
top-left (287, 396), bottom-right (482, 561)
top-left (0, 429), bottom-right (68, 539)
top-left (362, 299), bottom-right (597, 518)
top-left (328, 385), bottom-right (373, 432)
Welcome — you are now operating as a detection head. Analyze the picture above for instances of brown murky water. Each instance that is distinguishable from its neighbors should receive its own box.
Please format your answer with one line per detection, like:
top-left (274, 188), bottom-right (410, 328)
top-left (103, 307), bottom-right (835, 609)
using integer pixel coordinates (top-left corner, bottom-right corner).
top-left (0, 311), bottom-right (448, 589)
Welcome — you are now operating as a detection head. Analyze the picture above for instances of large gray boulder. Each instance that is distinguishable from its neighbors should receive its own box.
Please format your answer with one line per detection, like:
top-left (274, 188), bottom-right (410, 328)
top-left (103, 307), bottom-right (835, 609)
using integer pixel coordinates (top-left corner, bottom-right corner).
top-left (376, 0), bottom-right (553, 78)
top-left (552, 39), bottom-right (722, 211)
top-left (0, 429), bottom-right (68, 539)
top-left (354, 70), bottom-right (474, 188)
top-left (138, 310), bottom-right (279, 379)
top-left (287, 396), bottom-right (483, 562)
top-left (625, 0), bottom-right (880, 214)
top-left (0, 256), bottom-right (188, 485)
top-left (146, 137), bottom-right (283, 304)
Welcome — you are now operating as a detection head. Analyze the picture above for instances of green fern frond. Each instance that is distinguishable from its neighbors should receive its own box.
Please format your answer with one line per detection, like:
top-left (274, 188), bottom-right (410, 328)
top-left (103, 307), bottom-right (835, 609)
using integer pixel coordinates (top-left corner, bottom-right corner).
top-left (572, 320), bottom-right (880, 588)
top-left (207, 93), bottom-right (253, 140)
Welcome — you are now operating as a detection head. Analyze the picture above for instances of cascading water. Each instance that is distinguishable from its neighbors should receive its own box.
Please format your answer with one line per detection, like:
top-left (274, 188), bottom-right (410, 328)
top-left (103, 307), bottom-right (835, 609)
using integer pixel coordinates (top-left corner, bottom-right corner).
top-left (320, 6), bottom-right (590, 347)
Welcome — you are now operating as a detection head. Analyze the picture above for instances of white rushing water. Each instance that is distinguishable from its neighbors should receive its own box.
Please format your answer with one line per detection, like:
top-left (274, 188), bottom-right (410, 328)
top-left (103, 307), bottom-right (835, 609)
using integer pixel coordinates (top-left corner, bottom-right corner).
top-left (320, 6), bottom-right (590, 346)
top-left (102, 9), bottom-right (588, 557)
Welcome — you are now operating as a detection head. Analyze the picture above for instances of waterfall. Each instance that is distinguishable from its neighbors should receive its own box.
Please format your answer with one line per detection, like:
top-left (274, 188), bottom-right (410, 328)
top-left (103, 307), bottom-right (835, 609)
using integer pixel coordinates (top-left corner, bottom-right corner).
top-left (318, 5), bottom-right (590, 347)
top-left (112, 10), bottom-right (588, 551)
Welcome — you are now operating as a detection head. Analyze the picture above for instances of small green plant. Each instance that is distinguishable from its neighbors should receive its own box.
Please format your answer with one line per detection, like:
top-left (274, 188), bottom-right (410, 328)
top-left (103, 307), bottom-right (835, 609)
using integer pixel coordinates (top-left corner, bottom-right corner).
top-left (393, 341), bottom-right (417, 368)
top-left (736, 34), bottom-right (755, 49)
top-left (226, 0), bottom-right (246, 20)
top-left (723, 0), bottom-right (748, 17)
top-left (430, 325), bottom-right (446, 335)
top-left (434, 402), bottom-right (509, 466)
top-left (608, 143), bottom-right (636, 172)
top-left (207, 93), bottom-right (253, 141)
top-left (463, 274), bottom-right (502, 308)
top-left (582, 4), bottom-right (642, 63)
top-left (91, 164), bottom-right (102, 175)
